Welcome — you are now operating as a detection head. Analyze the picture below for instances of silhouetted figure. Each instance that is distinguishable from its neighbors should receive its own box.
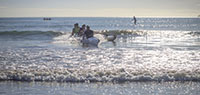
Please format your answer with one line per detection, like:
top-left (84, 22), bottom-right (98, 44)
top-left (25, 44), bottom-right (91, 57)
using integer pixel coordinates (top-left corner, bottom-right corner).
top-left (133, 16), bottom-right (137, 25)
top-left (84, 26), bottom-right (94, 39)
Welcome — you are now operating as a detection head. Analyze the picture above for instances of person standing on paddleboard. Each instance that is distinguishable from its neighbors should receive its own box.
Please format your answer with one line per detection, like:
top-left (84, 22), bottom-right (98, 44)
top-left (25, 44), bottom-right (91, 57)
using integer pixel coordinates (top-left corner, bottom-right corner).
top-left (133, 16), bottom-right (137, 25)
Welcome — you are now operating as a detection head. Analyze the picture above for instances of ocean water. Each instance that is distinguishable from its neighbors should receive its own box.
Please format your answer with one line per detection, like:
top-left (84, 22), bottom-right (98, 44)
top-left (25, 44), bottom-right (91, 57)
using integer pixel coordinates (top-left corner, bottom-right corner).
top-left (0, 81), bottom-right (200, 95)
top-left (0, 17), bottom-right (200, 94)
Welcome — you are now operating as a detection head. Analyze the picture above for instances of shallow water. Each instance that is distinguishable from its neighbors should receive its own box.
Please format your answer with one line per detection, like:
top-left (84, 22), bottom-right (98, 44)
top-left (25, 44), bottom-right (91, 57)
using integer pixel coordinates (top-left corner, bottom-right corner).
top-left (0, 30), bottom-right (200, 82)
top-left (0, 81), bottom-right (200, 95)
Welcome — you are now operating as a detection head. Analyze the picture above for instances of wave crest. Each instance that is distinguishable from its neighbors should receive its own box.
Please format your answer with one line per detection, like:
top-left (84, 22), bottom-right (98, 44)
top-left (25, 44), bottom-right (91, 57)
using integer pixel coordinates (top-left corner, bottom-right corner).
top-left (96, 30), bottom-right (145, 36)
top-left (0, 31), bottom-right (64, 37)
top-left (1, 67), bottom-right (200, 82)
top-left (188, 31), bottom-right (200, 36)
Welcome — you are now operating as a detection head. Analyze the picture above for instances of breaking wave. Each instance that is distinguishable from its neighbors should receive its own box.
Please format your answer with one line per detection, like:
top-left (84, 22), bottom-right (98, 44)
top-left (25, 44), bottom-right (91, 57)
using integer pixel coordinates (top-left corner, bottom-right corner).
top-left (0, 31), bottom-right (65, 40)
top-left (0, 31), bottom-right (64, 37)
top-left (0, 48), bottom-right (200, 83)
top-left (0, 67), bottom-right (200, 83)
top-left (96, 30), bottom-right (145, 36)
top-left (0, 30), bottom-right (195, 39)
top-left (188, 31), bottom-right (200, 36)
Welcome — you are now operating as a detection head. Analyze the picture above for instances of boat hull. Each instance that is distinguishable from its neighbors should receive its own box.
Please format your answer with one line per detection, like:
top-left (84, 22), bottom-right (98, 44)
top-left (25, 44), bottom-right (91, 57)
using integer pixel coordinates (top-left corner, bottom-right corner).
top-left (81, 37), bottom-right (100, 47)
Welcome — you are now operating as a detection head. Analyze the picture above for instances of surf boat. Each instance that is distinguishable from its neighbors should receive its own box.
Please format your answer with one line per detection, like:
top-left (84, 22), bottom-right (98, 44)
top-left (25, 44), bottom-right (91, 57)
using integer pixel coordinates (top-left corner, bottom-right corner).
top-left (81, 36), bottom-right (100, 47)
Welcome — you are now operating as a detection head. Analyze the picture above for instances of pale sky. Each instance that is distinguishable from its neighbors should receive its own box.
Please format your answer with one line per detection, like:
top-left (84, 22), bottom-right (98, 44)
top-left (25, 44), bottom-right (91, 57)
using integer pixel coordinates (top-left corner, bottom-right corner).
top-left (0, 0), bottom-right (200, 17)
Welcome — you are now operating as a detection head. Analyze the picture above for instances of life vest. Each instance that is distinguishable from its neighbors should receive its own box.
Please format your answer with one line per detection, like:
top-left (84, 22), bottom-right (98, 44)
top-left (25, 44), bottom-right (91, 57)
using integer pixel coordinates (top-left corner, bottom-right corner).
top-left (73, 27), bottom-right (80, 34)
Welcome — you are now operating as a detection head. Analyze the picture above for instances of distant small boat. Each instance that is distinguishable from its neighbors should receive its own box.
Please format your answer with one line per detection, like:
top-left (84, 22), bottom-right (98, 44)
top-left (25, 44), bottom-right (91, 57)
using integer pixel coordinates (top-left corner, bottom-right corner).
top-left (43, 18), bottom-right (51, 20)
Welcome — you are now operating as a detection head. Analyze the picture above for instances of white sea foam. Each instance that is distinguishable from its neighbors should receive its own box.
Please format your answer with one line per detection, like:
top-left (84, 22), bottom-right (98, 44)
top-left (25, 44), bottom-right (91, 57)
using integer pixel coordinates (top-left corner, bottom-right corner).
top-left (0, 47), bottom-right (200, 82)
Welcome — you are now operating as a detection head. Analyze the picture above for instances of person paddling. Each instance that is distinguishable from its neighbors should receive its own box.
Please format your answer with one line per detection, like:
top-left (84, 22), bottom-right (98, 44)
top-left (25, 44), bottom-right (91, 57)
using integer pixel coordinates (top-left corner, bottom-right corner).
top-left (71, 23), bottom-right (80, 37)
top-left (78, 24), bottom-right (86, 37)
top-left (81, 25), bottom-right (99, 47)
top-left (84, 25), bottom-right (94, 39)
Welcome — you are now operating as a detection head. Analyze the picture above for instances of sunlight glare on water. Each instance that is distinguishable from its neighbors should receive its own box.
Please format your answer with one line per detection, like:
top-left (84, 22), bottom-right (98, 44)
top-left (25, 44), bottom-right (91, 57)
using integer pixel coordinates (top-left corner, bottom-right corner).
top-left (0, 17), bottom-right (200, 82)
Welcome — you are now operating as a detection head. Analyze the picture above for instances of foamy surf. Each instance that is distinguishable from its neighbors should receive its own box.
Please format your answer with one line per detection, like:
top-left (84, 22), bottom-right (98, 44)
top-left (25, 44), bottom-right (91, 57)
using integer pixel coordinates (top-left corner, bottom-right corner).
top-left (0, 48), bottom-right (199, 82)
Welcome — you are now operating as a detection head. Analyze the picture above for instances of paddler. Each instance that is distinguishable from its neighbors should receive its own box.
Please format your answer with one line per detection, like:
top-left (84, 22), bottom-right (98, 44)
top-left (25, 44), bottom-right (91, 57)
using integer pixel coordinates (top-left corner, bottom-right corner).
top-left (71, 23), bottom-right (80, 37)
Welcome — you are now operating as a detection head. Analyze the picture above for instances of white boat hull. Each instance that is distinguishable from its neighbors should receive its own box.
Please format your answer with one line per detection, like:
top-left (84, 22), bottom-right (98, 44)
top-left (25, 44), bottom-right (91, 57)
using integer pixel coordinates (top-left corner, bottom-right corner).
top-left (81, 37), bottom-right (100, 47)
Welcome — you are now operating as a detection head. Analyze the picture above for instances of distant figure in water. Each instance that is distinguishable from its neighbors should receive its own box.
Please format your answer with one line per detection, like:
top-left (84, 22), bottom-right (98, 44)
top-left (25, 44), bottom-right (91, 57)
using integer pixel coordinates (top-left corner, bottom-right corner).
top-left (133, 16), bottom-right (137, 25)
top-left (71, 23), bottom-right (80, 37)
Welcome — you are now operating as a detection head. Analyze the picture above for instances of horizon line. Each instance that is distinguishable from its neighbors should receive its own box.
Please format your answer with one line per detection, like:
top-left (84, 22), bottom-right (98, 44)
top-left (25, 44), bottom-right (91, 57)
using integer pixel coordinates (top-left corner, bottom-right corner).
top-left (0, 16), bottom-right (199, 18)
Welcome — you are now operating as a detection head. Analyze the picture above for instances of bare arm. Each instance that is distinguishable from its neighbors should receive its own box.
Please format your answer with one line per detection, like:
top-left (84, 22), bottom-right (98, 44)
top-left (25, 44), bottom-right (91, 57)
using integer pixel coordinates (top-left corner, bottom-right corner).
top-left (71, 28), bottom-right (74, 37)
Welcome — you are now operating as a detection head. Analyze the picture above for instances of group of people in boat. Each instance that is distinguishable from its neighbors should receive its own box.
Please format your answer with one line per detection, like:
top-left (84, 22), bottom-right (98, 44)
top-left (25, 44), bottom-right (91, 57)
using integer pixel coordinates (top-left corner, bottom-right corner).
top-left (71, 23), bottom-right (94, 39)
top-left (70, 17), bottom-right (137, 46)
top-left (71, 23), bottom-right (101, 47)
